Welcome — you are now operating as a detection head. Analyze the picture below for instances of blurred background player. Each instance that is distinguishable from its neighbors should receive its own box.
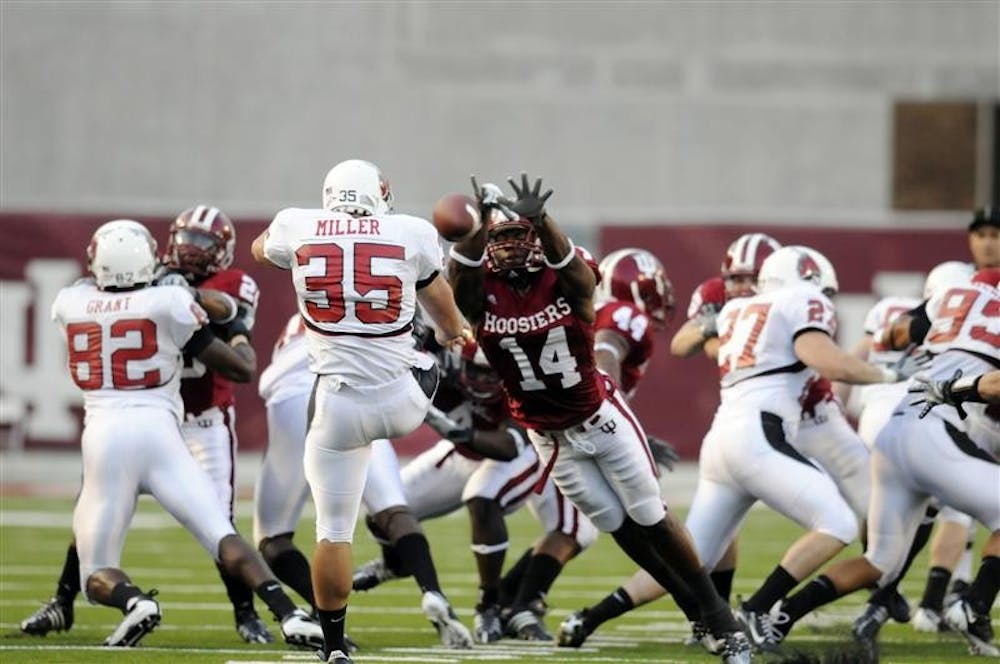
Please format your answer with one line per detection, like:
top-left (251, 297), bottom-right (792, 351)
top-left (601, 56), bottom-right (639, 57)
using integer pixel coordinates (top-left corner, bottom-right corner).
top-left (161, 205), bottom-right (271, 642)
top-left (48, 219), bottom-right (323, 649)
top-left (449, 173), bottom-right (753, 663)
top-left (772, 268), bottom-right (1000, 657)
top-left (252, 159), bottom-right (469, 664)
top-left (682, 246), bottom-right (918, 652)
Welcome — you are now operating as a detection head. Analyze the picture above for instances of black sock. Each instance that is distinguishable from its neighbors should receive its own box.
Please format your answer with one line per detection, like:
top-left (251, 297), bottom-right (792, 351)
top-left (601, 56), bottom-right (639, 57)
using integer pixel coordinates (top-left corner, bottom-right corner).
top-left (871, 519), bottom-right (933, 607)
top-left (744, 565), bottom-right (797, 613)
top-left (317, 606), bottom-right (347, 653)
top-left (710, 568), bottom-right (735, 604)
top-left (216, 562), bottom-right (255, 616)
top-left (395, 533), bottom-right (441, 595)
top-left (513, 553), bottom-right (563, 608)
top-left (499, 549), bottom-right (533, 607)
top-left (268, 548), bottom-right (316, 609)
top-left (255, 580), bottom-right (297, 621)
top-left (56, 544), bottom-right (81, 602)
top-left (381, 542), bottom-right (406, 577)
top-left (919, 566), bottom-right (951, 611)
top-left (967, 556), bottom-right (1000, 616)
top-left (584, 587), bottom-right (634, 631)
top-left (479, 586), bottom-right (499, 609)
top-left (108, 582), bottom-right (144, 613)
top-left (779, 575), bottom-right (840, 633)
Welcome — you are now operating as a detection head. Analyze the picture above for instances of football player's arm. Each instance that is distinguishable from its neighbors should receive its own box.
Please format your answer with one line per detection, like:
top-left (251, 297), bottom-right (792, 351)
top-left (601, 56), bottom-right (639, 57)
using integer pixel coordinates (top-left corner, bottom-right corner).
top-left (425, 406), bottom-right (521, 461)
top-left (794, 330), bottom-right (890, 385)
top-left (251, 230), bottom-right (280, 268)
top-left (595, 328), bottom-right (629, 386)
top-left (976, 371), bottom-right (1000, 403)
top-left (195, 289), bottom-right (238, 323)
top-left (534, 214), bottom-right (596, 322)
top-left (670, 319), bottom-right (711, 358)
top-left (449, 223), bottom-right (488, 323)
top-left (184, 326), bottom-right (256, 383)
top-left (835, 334), bottom-right (874, 402)
top-left (416, 273), bottom-right (470, 346)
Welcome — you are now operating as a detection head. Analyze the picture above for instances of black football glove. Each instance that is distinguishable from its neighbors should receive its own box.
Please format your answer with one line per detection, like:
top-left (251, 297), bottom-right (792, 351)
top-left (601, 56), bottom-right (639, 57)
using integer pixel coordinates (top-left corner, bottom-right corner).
top-left (470, 175), bottom-right (518, 222)
top-left (214, 317), bottom-right (252, 344)
top-left (647, 435), bottom-right (680, 472)
top-left (909, 369), bottom-right (967, 419)
top-left (506, 172), bottom-right (553, 225)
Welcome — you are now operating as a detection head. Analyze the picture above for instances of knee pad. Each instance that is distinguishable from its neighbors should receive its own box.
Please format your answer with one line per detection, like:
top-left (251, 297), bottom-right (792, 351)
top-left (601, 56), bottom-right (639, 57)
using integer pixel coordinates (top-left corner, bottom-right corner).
top-left (574, 516), bottom-right (599, 552)
top-left (258, 532), bottom-right (295, 564)
top-left (819, 509), bottom-right (860, 547)
top-left (371, 505), bottom-right (422, 543)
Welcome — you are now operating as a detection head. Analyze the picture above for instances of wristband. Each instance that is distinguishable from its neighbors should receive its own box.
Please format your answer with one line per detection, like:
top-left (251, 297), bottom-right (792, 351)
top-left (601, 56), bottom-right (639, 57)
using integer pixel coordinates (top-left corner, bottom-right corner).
top-left (544, 239), bottom-right (576, 270)
top-left (449, 245), bottom-right (486, 267)
top-left (879, 366), bottom-right (899, 383)
top-left (951, 374), bottom-right (985, 403)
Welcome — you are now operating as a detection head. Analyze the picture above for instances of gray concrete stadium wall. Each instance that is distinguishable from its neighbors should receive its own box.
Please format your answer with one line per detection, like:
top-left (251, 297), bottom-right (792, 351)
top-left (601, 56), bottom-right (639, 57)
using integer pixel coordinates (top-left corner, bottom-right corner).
top-left (2, 1), bottom-right (997, 229)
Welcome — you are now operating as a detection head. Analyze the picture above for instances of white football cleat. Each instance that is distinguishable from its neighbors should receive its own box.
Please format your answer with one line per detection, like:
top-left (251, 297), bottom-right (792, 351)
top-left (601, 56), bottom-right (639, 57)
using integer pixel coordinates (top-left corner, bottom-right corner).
top-left (104, 595), bottom-right (161, 647)
top-left (421, 591), bottom-right (473, 649)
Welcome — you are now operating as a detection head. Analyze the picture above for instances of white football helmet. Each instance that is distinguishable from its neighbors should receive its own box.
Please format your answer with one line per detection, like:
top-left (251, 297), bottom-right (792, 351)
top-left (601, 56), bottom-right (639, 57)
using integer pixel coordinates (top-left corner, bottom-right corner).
top-left (322, 159), bottom-right (393, 216)
top-left (87, 220), bottom-right (158, 289)
top-left (757, 246), bottom-right (823, 294)
top-left (787, 245), bottom-right (838, 296)
top-left (923, 261), bottom-right (974, 299)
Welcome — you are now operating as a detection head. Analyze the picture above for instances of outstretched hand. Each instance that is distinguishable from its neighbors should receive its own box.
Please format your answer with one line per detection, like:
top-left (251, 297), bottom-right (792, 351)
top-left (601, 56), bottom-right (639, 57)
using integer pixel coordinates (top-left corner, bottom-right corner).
top-left (470, 175), bottom-right (518, 222)
top-left (909, 369), bottom-right (967, 419)
top-left (506, 172), bottom-right (553, 225)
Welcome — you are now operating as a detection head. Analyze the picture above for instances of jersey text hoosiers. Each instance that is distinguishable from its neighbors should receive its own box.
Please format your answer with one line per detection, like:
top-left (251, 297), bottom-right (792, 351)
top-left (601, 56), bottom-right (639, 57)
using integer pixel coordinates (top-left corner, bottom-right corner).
top-left (315, 218), bottom-right (381, 236)
top-left (482, 297), bottom-right (573, 334)
top-left (86, 297), bottom-right (131, 314)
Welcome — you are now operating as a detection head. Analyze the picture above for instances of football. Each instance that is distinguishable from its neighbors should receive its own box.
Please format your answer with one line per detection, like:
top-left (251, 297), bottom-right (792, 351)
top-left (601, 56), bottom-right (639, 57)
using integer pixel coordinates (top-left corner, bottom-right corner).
top-left (432, 193), bottom-right (482, 242)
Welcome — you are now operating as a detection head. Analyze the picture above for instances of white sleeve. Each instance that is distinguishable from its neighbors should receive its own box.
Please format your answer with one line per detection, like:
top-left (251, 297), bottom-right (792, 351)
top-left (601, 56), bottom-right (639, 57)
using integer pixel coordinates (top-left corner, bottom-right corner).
top-left (415, 220), bottom-right (444, 282)
top-left (262, 209), bottom-right (295, 269)
top-left (50, 289), bottom-right (66, 328)
top-left (785, 288), bottom-right (838, 339)
top-left (164, 286), bottom-right (209, 348)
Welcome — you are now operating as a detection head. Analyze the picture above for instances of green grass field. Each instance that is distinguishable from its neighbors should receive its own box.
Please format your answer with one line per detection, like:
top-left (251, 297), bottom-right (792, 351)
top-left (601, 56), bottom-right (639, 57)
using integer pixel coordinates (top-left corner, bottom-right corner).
top-left (0, 494), bottom-right (991, 663)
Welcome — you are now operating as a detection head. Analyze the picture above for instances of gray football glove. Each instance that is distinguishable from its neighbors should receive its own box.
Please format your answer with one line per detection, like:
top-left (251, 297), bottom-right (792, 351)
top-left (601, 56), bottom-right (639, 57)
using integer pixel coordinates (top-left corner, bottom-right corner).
top-left (647, 435), bottom-right (680, 472)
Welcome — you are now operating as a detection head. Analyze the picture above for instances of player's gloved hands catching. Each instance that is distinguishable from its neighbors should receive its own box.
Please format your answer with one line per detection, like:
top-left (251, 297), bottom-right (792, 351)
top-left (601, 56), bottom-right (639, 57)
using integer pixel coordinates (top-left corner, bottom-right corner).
top-left (882, 345), bottom-right (931, 382)
top-left (470, 175), bottom-right (518, 222)
top-left (909, 369), bottom-right (967, 420)
top-left (507, 172), bottom-right (553, 225)
top-left (424, 406), bottom-right (474, 445)
top-left (647, 435), bottom-right (680, 472)
top-left (215, 317), bottom-right (252, 345)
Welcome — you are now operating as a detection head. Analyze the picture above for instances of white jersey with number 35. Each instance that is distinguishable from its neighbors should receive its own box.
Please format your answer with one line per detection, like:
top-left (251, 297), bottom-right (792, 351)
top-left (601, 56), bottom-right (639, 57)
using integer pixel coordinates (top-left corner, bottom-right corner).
top-left (716, 284), bottom-right (837, 422)
top-left (262, 207), bottom-right (442, 384)
top-left (51, 280), bottom-right (208, 421)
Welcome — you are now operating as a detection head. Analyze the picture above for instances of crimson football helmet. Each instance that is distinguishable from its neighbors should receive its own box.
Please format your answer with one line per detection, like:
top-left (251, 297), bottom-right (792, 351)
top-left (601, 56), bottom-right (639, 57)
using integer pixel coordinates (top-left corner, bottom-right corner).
top-left (721, 233), bottom-right (781, 296)
top-left (459, 340), bottom-right (503, 403)
top-left (597, 248), bottom-right (675, 328)
top-left (164, 205), bottom-right (236, 278)
top-left (485, 211), bottom-right (544, 275)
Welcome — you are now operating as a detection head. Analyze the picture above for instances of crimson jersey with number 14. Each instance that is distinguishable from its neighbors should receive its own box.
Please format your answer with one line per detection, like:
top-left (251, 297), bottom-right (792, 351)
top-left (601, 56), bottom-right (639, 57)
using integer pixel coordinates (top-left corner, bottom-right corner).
top-left (477, 265), bottom-right (605, 431)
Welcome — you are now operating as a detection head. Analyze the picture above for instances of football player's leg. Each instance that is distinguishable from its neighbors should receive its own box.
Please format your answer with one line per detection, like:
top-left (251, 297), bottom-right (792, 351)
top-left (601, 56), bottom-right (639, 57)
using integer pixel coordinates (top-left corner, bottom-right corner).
top-left (776, 439), bottom-right (927, 642)
top-left (737, 413), bottom-right (857, 619)
top-left (796, 409), bottom-right (871, 520)
top-left (255, 396), bottom-right (314, 610)
top-left (362, 439), bottom-right (446, 597)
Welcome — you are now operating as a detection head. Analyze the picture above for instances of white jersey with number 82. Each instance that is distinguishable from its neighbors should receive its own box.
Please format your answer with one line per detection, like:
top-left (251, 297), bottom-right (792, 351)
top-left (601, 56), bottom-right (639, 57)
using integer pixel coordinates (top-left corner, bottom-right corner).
top-left (715, 284), bottom-right (837, 422)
